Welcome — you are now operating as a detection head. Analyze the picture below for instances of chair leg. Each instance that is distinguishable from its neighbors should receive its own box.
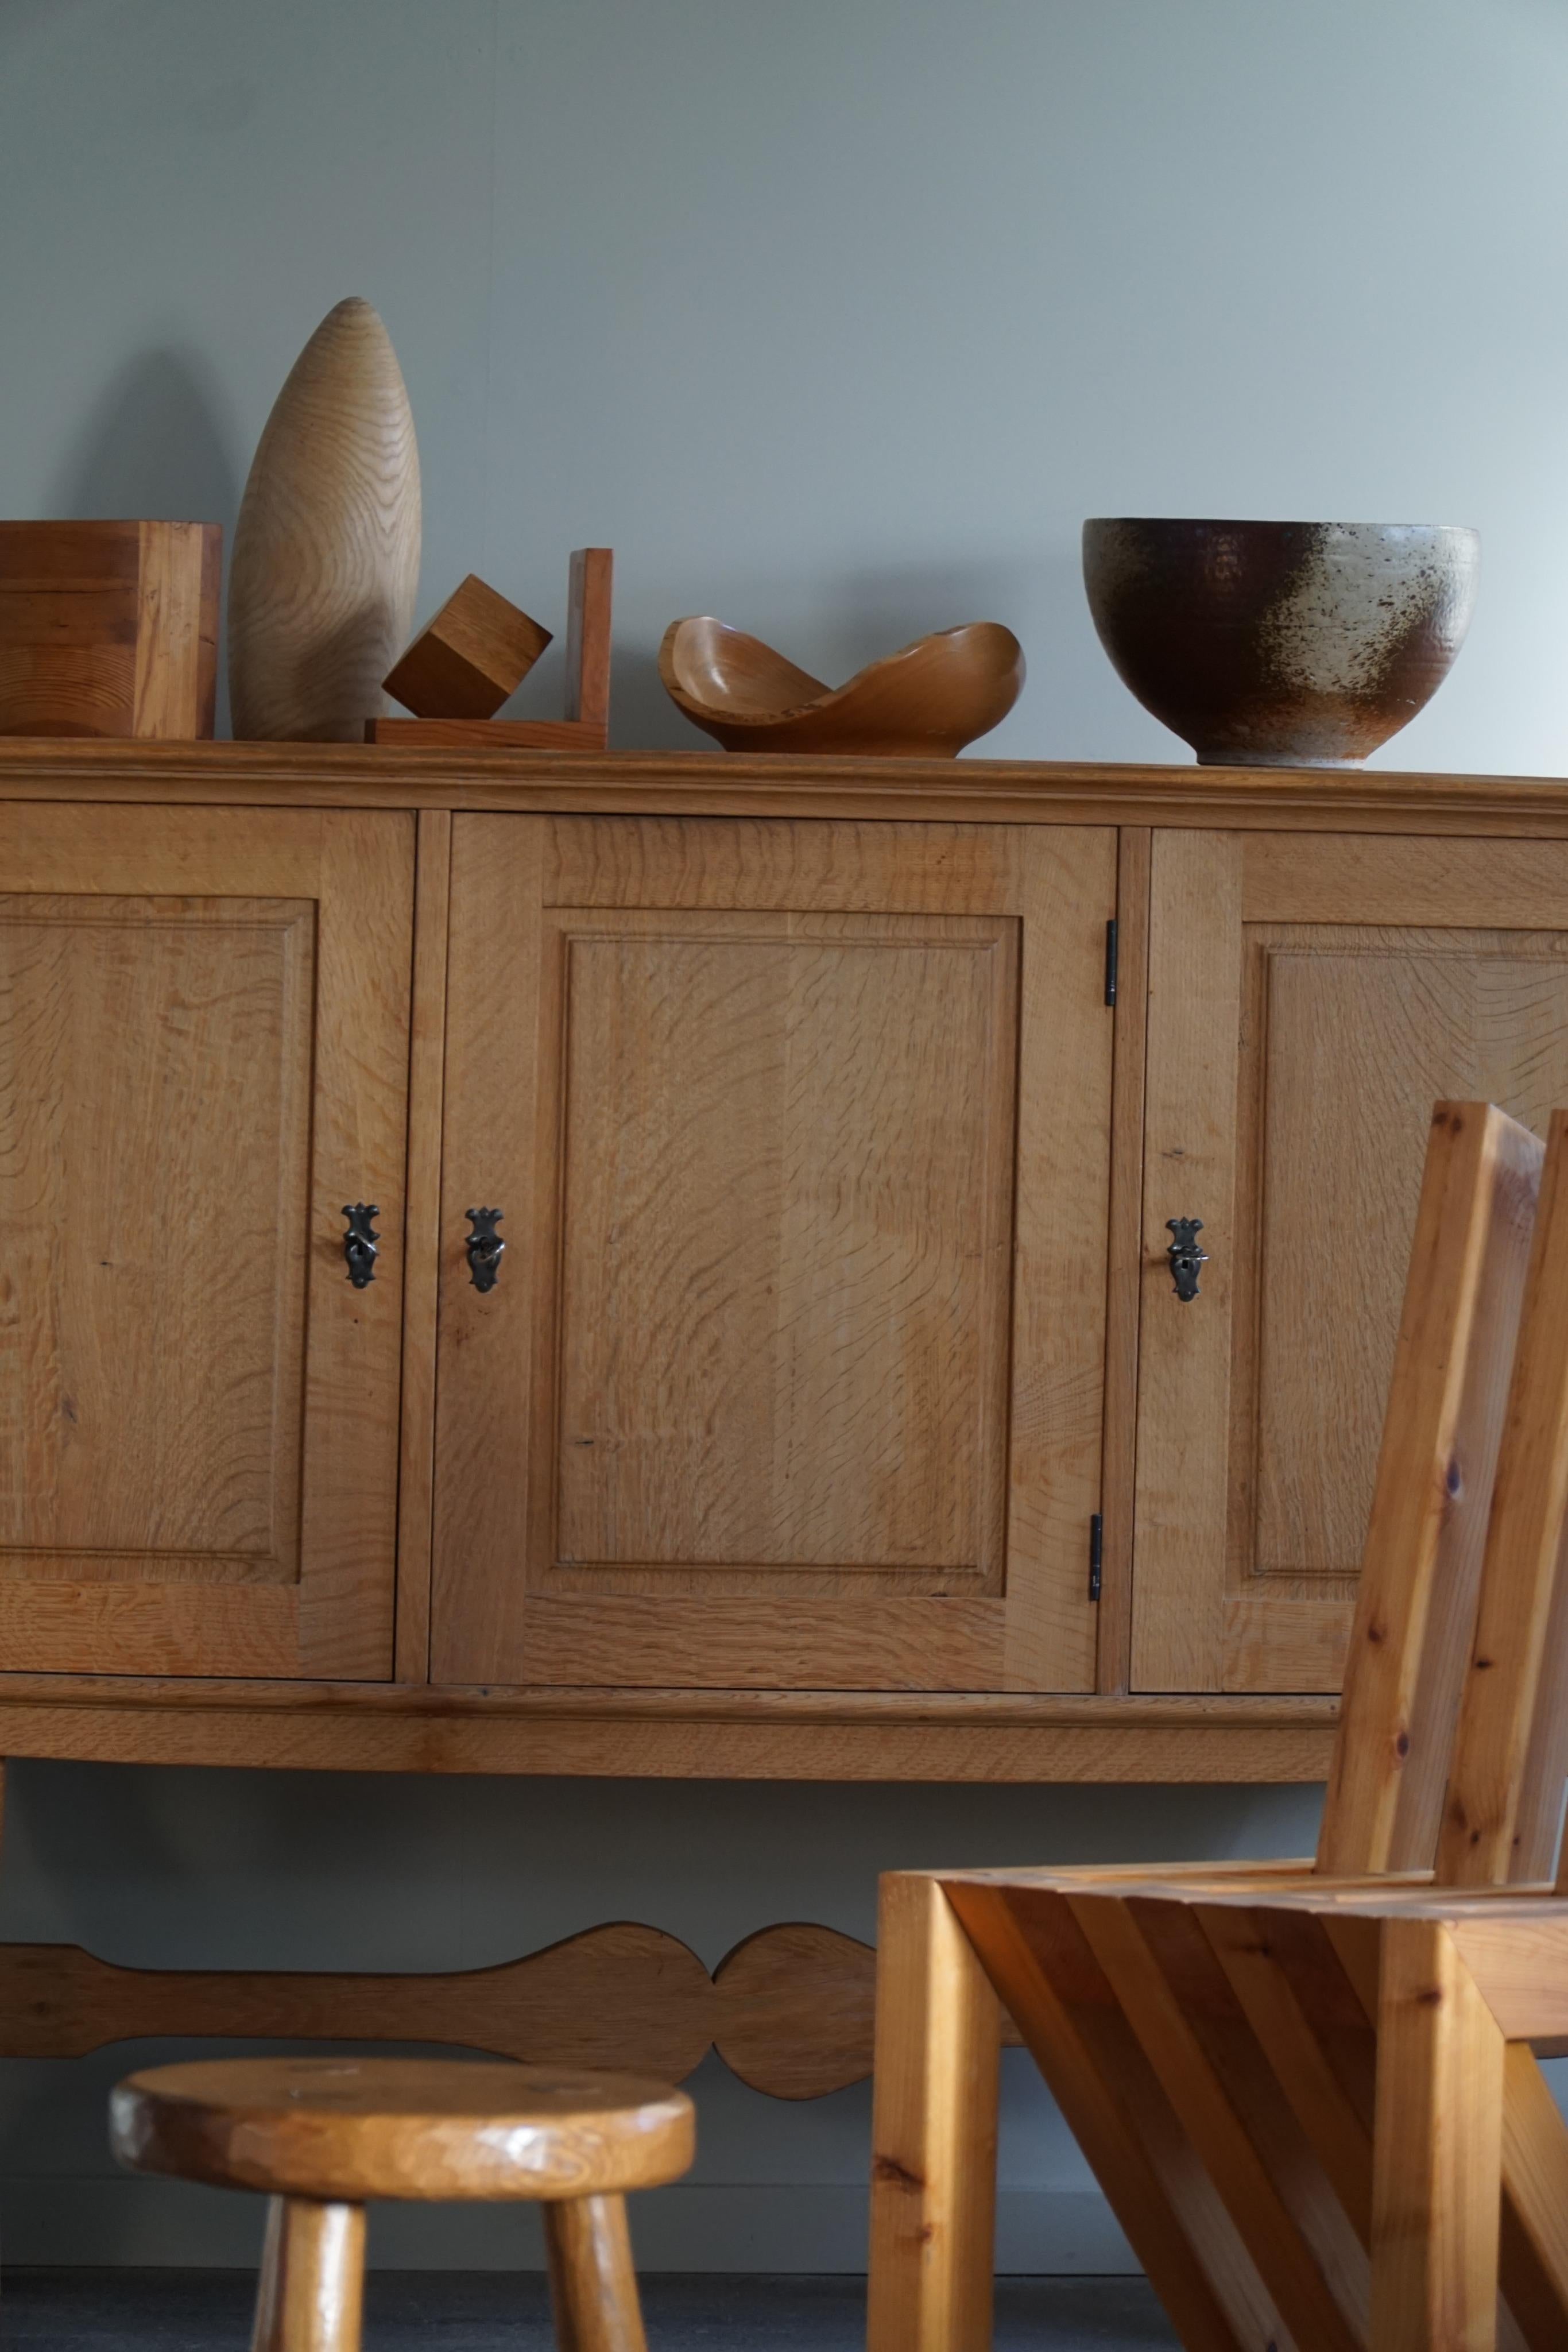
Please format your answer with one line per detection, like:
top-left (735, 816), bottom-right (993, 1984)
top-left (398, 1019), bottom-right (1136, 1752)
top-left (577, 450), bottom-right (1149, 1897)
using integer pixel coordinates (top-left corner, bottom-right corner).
top-left (1372, 1918), bottom-right (1504, 2352)
top-left (866, 1873), bottom-right (1001, 2352)
top-left (543, 2192), bottom-right (648, 2352)
top-left (250, 2194), bottom-right (367, 2352)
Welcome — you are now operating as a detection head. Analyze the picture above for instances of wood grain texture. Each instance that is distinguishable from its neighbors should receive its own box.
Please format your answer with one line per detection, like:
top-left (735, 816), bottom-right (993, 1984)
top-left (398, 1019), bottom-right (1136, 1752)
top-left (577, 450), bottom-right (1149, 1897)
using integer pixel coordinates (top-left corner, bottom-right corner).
top-left (0, 1684), bottom-right (1338, 1779)
top-left (110, 2054), bottom-right (694, 2202)
top-left (393, 810), bottom-right (451, 1682)
top-left (1136, 1901), bottom-right (1376, 2327)
top-left (1068, 1891), bottom-right (1364, 2352)
top-left (1372, 1920), bottom-right (1504, 2352)
top-left (0, 890), bottom-right (313, 1580)
top-left (434, 817), bottom-right (1113, 1691)
top-left (0, 804), bottom-right (414, 1676)
top-left (552, 912), bottom-right (1017, 1581)
top-left (1320, 1104), bottom-right (1542, 1876)
top-left (251, 2195), bottom-right (365, 2352)
top-left (869, 1109), bottom-right (1568, 2352)
top-left (1194, 1902), bottom-right (1377, 2239)
top-left (544, 2194), bottom-right (648, 2352)
top-left (950, 1882), bottom-right (1285, 2352)
top-left (385, 575), bottom-right (551, 720)
top-left (364, 717), bottom-right (606, 750)
top-left (229, 298), bottom-right (421, 743)
top-left (5, 1922), bottom-right (714, 2082)
top-left (0, 1917), bottom-right (999, 2100)
top-left (1137, 818), bottom-right (1568, 1699)
top-left (293, 812), bottom-right (415, 1676)
top-left (1097, 827), bottom-right (1151, 1695)
top-left (0, 521), bottom-right (219, 740)
top-left (566, 550), bottom-right (614, 736)
top-left (1439, 1109), bottom-right (1568, 1885)
top-left (1241, 933), bottom-right (1568, 1633)
top-left (866, 1874), bottom-right (1000, 2352)
top-left (1131, 829), bottom-right (1243, 1689)
top-left (712, 1923), bottom-right (879, 2098)
top-left (659, 615), bottom-right (1023, 757)
top-left (1498, 2041), bottom-right (1568, 2350)
top-left (24, 741), bottom-right (1568, 840)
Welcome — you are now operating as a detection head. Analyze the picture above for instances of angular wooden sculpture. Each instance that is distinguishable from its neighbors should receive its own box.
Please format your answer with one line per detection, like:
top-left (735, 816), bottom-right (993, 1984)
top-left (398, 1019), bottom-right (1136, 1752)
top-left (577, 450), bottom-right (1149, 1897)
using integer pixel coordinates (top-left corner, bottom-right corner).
top-left (659, 616), bottom-right (1024, 755)
top-left (385, 574), bottom-right (552, 720)
top-left (229, 296), bottom-right (421, 742)
top-left (0, 521), bottom-right (220, 738)
top-left (368, 547), bottom-right (613, 750)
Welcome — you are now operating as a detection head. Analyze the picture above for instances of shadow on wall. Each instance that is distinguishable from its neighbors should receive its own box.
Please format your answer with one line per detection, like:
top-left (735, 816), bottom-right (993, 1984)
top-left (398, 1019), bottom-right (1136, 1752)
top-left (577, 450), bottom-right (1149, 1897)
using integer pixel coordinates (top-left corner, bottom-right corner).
top-left (45, 347), bottom-right (243, 733)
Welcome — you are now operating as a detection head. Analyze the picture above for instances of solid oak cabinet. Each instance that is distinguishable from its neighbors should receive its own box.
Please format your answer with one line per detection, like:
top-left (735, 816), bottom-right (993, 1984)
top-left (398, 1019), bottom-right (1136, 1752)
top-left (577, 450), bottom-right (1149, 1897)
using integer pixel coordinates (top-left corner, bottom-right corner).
top-left (432, 817), bottom-right (1114, 1691)
top-left (1135, 829), bottom-right (1568, 1698)
top-left (6, 744), bottom-right (1568, 1784)
top-left (0, 802), bottom-right (412, 1678)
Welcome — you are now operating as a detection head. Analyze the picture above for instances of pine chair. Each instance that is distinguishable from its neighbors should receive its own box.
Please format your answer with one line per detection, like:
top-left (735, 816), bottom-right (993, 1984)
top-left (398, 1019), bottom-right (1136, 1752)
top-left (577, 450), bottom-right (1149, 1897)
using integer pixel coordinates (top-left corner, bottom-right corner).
top-left (867, 1100), bottom-right (1568, 2352)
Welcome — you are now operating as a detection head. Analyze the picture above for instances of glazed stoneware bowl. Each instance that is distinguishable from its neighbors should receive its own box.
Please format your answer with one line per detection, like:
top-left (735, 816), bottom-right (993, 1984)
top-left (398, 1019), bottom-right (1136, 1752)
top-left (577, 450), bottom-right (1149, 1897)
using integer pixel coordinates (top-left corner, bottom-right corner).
top-left (659, 616), bottom-right (1025, 756)
top-left (1081, 519), bottom-right (1480, 766)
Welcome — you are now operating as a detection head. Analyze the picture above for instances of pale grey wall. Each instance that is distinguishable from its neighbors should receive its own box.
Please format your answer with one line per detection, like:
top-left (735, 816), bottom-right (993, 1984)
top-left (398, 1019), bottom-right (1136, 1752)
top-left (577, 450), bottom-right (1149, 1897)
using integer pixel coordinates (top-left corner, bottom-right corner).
top-left (0, 0), bottom-right (1563, 2275)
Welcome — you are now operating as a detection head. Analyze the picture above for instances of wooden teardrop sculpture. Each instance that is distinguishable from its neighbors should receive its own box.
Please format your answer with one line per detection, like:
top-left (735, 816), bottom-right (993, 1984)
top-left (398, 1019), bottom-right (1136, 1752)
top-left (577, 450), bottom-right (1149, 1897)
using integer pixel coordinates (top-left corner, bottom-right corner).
top-left (229, 297), bottom-right (421, 741)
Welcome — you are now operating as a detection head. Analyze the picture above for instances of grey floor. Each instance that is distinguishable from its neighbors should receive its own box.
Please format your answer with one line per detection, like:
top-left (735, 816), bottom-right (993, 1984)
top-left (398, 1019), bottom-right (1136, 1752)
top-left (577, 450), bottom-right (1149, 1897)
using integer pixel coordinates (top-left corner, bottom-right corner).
top-left (0, 2269), bottom-right (1178, 2348)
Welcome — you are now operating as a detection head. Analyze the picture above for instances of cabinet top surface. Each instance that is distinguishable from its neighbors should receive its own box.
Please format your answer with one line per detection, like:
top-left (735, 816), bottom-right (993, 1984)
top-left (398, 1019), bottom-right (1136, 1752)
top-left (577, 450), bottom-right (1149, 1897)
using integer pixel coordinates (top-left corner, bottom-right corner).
top-left (3, 738), bottom-right (1568, 833)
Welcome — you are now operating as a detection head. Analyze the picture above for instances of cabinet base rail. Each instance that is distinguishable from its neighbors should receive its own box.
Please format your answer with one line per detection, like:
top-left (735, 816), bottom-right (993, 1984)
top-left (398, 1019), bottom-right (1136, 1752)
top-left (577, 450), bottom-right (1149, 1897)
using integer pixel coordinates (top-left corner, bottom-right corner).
top-left (0, 1920), bottom-right (960, 2100)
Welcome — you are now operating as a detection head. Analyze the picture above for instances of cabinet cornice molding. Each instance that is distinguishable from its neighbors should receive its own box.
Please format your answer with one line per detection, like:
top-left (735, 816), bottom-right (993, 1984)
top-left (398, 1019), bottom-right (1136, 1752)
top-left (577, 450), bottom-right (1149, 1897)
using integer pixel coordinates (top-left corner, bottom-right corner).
top-left (1, 739), bottom-right (1567, 834)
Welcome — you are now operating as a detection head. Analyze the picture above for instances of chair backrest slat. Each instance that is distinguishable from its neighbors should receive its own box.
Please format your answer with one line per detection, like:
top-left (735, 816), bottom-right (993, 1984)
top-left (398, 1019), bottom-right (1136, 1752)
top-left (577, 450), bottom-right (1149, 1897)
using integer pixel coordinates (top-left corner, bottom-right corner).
top-left (1436, 1110), bottom-right (1568, 1886)
top-left (1317, 1101), bottom-right (1543, 1878)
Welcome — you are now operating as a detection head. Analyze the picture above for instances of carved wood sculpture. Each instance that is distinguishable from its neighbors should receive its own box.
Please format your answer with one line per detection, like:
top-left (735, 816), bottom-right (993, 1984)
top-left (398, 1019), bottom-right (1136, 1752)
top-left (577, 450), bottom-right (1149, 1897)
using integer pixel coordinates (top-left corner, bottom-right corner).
top-left (0, 521), bottom-right (220, 738)
top-left (368, 548), bottom-right (613, 749)
top-left (385, 574), bottom-right (553, 720)
top-left (868, 1101), bottom-right (1568, 2352)
top-left (229, 296), bottom-right (421, 742)
top-left (659, 615), bottom-right (1024, 755)
top-left (0, 1920), bottom-right (1023, 2098)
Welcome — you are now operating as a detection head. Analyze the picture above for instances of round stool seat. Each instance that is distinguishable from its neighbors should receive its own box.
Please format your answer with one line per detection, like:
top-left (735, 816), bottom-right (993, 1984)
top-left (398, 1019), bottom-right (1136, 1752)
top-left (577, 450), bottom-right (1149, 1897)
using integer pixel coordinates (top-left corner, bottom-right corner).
top-left (110, 2056), bottom-right (694, 2204)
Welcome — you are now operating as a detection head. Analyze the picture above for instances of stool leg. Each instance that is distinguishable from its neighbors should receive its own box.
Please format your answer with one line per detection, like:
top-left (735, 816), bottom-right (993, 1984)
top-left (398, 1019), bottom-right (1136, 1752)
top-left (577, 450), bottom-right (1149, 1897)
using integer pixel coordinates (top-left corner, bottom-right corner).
top-left (251, 2194), bottom-right (367, 2352)
top-left (543, 2192), bottom-right (648, 2352)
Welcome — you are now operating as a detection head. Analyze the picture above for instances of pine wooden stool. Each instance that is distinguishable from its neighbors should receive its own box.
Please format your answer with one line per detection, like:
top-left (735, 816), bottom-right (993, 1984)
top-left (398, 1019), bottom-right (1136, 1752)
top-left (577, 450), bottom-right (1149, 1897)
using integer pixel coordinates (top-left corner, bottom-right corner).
top-left (110, 2055), bottom-right (694, 2352)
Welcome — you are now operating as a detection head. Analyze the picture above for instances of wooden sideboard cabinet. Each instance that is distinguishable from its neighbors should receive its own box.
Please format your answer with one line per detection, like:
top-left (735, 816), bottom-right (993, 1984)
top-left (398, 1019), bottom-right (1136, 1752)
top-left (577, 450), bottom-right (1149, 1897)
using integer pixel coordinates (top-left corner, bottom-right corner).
top-left (6, 742), bottom-right (1568, 1785)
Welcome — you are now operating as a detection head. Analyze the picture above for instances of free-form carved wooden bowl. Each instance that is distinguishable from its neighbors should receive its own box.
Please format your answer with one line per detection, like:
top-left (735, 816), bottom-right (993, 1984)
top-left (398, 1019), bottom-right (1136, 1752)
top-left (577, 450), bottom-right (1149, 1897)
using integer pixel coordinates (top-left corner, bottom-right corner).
top-left (1082, 518), bottom-right (1480, 766)
top-left (659, 616), bottom-right (1025, 755)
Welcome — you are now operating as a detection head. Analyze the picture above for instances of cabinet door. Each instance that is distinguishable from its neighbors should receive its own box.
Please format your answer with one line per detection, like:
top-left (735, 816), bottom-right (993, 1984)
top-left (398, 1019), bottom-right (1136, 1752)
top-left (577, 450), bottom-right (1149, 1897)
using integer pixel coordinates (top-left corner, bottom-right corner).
top-left (1133, 828), bottom-right (1568, 1693)
top-left (433, 816), bottom-right (1115, 1690)
top-left (0, 804), bottom-right (413, 1676)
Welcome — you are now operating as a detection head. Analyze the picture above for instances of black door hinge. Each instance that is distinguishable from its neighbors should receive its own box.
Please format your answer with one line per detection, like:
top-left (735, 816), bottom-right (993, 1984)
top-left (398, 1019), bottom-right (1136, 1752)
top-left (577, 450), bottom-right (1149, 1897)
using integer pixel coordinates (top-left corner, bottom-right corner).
top-left (1104, 918), bottom-right (1118, 1008)
top-left (1089, 1512), bottom-right (1104, 1602)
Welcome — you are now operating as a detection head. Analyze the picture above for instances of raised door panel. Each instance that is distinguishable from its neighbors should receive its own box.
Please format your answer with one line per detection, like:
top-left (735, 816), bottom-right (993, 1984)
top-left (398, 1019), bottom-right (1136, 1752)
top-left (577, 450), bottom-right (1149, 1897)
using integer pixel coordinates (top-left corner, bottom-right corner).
top-left (433, 816), bottom-right (1116, 1690)
top-left (0, 804), bottom-right (414, 1676)
top-left (1132, 829), bottom-right (1568, 1694)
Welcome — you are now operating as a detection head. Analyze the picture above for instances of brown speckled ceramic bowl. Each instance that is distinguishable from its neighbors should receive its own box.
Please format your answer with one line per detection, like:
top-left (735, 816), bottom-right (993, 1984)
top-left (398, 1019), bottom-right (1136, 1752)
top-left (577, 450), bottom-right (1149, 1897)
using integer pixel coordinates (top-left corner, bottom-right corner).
top-left (1082, 519), bottom-right (1480, 766)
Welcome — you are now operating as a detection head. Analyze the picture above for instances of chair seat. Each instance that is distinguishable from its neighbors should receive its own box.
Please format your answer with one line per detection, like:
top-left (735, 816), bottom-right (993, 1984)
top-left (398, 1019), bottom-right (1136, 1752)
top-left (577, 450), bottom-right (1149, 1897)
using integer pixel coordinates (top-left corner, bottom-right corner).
top-left (110, 2056), bottom-right (694, 2204)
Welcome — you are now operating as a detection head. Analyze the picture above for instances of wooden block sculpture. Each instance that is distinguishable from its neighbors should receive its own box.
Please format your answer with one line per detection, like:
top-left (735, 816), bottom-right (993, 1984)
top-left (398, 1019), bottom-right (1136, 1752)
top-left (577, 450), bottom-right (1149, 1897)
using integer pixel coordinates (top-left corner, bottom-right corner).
top-left (385, 574), bottom-right (553, 720)
top-left (111, 2055), bottom-right (692, 2352)
top-left (228, 296), bottom-right (421, 742)
top-left (367, 547), bottom-right (613, 749)
top-left (0, 520), bottom-right (220, 738)
top-left (867, 1098), bottom-right (1568, 2352)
